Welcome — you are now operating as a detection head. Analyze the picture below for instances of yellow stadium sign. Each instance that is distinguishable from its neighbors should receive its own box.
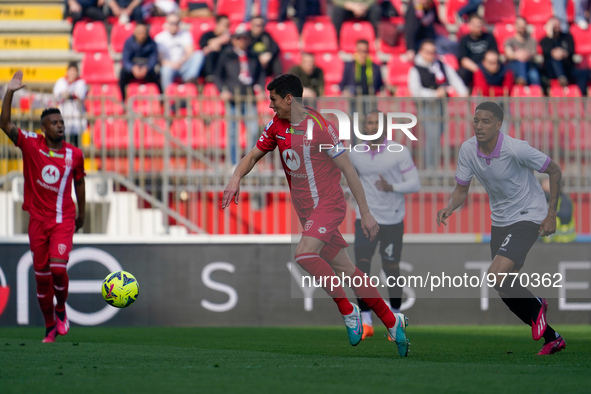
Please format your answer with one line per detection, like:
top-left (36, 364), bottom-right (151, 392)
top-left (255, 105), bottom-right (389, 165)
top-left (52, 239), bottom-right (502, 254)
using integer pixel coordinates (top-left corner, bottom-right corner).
top-left (0, 4), bottom-right (63, 20)
top-left (0, 65), bottom-right (67, 83)
top-left (0, 35), bottom-right (70, 50)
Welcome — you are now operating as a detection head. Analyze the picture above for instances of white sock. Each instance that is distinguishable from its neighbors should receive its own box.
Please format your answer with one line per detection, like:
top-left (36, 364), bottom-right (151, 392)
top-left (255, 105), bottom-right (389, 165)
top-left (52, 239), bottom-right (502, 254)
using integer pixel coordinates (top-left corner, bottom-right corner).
top-left (391, 308), bottom-right (400, 314)
top-left (361, 311), bottom-right (372, 325)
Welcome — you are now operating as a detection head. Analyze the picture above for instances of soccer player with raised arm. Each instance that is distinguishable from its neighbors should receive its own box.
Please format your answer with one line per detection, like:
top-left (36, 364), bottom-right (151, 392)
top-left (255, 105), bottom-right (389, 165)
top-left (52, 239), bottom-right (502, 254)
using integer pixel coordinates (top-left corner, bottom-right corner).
top-left (0, 71), bottom-right (86, 343)
top-left (349, 111), bottom-right (420, 340)
top-left (436, 101), bottom-right (565, 355)
top-left (222, 74), bottom-right (410, 357)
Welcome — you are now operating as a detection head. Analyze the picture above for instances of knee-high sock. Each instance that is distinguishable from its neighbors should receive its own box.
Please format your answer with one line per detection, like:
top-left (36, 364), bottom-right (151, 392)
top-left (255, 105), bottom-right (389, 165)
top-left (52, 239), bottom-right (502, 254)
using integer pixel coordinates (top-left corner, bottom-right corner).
top-left (35, 270), bottom-right (55, 328)
top-left (350, 267), bottom-right (396, 329)
top-left (295, 253), bottom-right (353, 315)
top-left (50, 262), bottom-right (69, 312)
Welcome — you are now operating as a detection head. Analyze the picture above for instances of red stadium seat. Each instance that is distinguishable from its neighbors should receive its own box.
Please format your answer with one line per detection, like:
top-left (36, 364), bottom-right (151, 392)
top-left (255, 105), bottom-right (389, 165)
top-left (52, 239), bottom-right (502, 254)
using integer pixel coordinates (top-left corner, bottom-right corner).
top-left (72, 21), bottom-right (108, 52)
top-left (216, 0), bottom-right (246, 23)
top-left (339, 21), bottom-right (376, 53)
top-left (149, 17), bottom-right (167, 38)
top-left (378, 17), bottom-right (405, 54)
top-left (519, 0), bottom-right (553, 24)
top-left (126, 83), bottom-right (163, 115)
top-left (92, 118), bottom-right (129, 149)
top-left (445, 0), bottom-right (469, 24)
top-left (110, 22), bottom-right (136, 53)
top-left (87, 83), bottom-right (124, 116)
top-left (133, 119), bottom-right (167, 149)
top-left (187, 17), bottom-right (216, 48)
top-left (493, 23), bottom-right (516, 54)
top-left (570, 25), bottom-right (591, 55)
top-left (165, 83), bottom-right (199, 116)
top-left (387, 55), bottom-right (412, 87)
top-left (265, 21), bottom-right (300, 52)
top-left (301, 19), bottom-right (338, 52)
top-left (314, 52), bottom-right (344, 86)
top-left (510, 85), bottom-right (544, 97)
top-left (202, 83), bottom-right (226, 116)
top-left (267, 0), bottom-right (281, 20)
top-left (279, 51), bottom-right (302, 73)
top-left (483, 0), bottom-right (516, 24)
top-left (81, 52), bottom-right (117, 84)
top-left (170, 119), bottom-right (207, 148)
top-left (440, 54), bottom-right (459, 70)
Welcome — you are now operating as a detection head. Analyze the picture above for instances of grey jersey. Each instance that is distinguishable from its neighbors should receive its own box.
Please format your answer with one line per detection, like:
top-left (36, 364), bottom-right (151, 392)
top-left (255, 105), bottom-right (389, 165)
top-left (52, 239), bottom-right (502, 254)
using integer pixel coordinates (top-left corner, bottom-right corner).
top-left (456, 133), bottom-right (550, 226)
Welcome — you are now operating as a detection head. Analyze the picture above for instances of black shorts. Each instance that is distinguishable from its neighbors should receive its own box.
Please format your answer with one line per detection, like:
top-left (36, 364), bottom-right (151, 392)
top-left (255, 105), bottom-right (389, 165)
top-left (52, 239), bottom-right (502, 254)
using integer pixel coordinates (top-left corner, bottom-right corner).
top-left (490, 221), bottom-right (540, 271)
top-left (354, 220), bottom-right (404, 264)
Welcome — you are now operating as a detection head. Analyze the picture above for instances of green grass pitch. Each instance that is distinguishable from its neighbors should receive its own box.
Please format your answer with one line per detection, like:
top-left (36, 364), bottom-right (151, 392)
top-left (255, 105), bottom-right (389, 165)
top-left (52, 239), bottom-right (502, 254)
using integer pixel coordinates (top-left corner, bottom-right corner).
top-left (1, 325), bottom-right (590, 393)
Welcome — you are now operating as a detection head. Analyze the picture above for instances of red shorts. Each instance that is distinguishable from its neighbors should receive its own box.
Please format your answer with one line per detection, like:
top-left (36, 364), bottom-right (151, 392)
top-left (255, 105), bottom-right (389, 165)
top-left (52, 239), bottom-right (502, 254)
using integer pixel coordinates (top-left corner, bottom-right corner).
top-left (28, 217), bottom-right (75, 272)
top-left (300, 203), bottom-right (349, 263)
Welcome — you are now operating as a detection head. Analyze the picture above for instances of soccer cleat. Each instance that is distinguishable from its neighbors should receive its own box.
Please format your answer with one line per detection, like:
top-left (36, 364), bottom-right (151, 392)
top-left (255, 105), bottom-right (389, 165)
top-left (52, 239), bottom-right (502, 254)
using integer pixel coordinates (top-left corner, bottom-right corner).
top-left (56, 309), bottom-right (70, 336)
top-left (362, 324), bottom-right (374, 340)
top-left (537, 335), bottom-right (566, 355)
top-left (342, 303), bottom-right (363, 346)
top-left (42, 326), bottom-right (57, 343)
top-left (388, 313), bottom-right (410, 357)
top-left (532, 298), bottom-right (548, 341)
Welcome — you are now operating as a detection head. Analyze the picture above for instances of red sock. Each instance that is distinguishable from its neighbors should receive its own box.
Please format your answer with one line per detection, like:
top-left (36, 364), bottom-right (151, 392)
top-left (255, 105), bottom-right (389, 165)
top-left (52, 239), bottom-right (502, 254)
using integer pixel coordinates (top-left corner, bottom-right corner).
top-left (295, 253), bottom-right (353, 315)
top-left (50, 262), bottom-right (69, 311)
top-left (35, 270), bottom-right (55, 328)
top-left (350, 268), bottom-right (396, 328)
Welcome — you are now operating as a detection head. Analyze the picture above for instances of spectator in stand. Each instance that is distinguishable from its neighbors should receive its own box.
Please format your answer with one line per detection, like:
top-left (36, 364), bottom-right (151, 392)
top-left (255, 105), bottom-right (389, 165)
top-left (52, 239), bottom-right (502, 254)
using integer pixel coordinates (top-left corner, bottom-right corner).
top-left (405, 0), bottom-right (458, 60)
top-left (553, 0), bottom-right (589, 32)
top-left (408, 40), bottom-right (468, 169)
top-left (183, 0), bottom-right (214, 17)
top-left (65, 0), bottom-right (105, 29)
top-left (457, 0), bottom-right (483, 22)
top-left (331, 0), bottom-right (381, 39)
top-left (248, 16), bottom-right (282, 78)
top-left (199, 15), bottom-right (231, 80)
top-left (144, 0), bottom-right (180, 17)
top-left (340, 39), bottom-right (384, 96)
top-left (53, 62), bottom-right (88, 147)
top-left (540, 16), bottom-right (589, 95)
top-left (214, 27), bottom-right (265, 165)
top-left (119, 22), bottom-right (160, 99)
top-left (504, 16), bottom-right (541, 86)
top-left (279, 0), bottom-right (323, 32)
top-left (244, 0), bottom-right (267, 22)
top-left (107, 0), bottom-right (144, 23)
top-left (288, 52), bottom-right (325, 97)
top-left (457, 14), bottom-right (497, 87)
top-left (156, 13), bottom-right (204, 91)
top-left (473, 50), bottom-right (514, 96)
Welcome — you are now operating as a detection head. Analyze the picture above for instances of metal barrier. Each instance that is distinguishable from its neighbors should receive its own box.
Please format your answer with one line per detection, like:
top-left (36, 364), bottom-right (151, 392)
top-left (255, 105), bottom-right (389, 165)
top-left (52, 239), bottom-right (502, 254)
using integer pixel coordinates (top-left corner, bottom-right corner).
top-left (0, 93), bottom-right (589, 236)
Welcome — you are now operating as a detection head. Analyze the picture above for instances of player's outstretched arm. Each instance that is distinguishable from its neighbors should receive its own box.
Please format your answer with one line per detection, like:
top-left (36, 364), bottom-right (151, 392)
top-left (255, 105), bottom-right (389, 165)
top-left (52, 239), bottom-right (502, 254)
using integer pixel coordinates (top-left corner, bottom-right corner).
top-left (0, 71), bottom-right (26, 144)
top-left (333, 150), bottom-right (379, 241)
top-left (74, 178), bottom-right (86, 231)
top-left (222, 147), bottom-right (267, 209)
top-left (539, 160), bottom-right (562, 237)
top-left (436, 183), bottom-right (470, 226)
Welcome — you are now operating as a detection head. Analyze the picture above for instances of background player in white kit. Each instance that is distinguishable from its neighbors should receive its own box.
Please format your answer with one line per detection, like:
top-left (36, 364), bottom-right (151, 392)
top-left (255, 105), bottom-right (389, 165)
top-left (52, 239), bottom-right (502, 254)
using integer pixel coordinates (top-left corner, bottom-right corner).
top-left (349, 111), bottom-right (420, 339)
top-left (437, 101), bottom-right (565, 355)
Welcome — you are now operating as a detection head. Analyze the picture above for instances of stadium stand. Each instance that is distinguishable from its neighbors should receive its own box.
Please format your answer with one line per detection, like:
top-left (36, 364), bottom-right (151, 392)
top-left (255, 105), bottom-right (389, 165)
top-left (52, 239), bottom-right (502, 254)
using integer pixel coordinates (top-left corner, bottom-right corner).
top-left (518, 0), bottom-right (553, 24)
top-left (72, 21), bottom-right (108, 52)
top-left (110, 22), bottom-right (136, 53)
top-left (81, 52), bottom-right (117, 84)
top-left (339, 21), bottom-right (376, 53)
top-left (483, 0), bottom-right (517, 24)
top-left (301, 19), bottom-right (338, 53)
top-left (266, 21), bottom-right (300, 52)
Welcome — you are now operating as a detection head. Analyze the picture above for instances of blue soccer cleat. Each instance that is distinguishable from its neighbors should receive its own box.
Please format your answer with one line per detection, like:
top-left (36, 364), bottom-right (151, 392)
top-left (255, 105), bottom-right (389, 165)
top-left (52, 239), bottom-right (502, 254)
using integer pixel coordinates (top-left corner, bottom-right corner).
top-left (388, 312), bottom-right (410, 357)
top-left (342, 303), bottom-right (363, 346)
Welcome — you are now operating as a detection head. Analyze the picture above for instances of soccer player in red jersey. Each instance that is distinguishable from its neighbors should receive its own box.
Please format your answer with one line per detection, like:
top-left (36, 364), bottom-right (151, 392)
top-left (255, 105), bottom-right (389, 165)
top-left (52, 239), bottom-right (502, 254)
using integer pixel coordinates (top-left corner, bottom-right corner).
top-left (222, 74), bottom-right (409, 356)
top-left (0, 71), bottom-right (86, 343)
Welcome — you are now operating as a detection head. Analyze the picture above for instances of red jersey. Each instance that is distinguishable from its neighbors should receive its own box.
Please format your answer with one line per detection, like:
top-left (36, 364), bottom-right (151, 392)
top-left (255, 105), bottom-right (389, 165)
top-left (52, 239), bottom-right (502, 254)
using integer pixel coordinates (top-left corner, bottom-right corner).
top-left (16, 128), bottom-right (85, 223)
top-left (256, 109), bottom-right (346, 218)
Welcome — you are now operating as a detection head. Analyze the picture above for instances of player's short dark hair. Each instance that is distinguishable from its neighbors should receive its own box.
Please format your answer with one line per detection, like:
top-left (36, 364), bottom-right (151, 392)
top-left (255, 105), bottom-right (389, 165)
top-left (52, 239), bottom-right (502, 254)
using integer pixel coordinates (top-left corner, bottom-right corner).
top-left (267, 73), bottom-right (303, 98)
top-left (475, 101), bottom-right (504, 122)
top-left (40, 107), bottom-right (61, 123)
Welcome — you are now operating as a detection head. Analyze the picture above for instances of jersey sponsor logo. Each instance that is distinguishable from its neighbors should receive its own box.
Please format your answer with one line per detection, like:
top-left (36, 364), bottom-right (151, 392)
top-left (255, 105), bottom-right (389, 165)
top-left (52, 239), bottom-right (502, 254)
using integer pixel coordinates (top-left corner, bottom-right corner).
top-left (304, 220), bottom-right (314, 231)
top-left (318, 227), bottom-right (327, 234)
top-left (21, 130), bottom-right (38, 139)
top-left (65, 157), bottom-right (73, 167)
top-left (265, 119), bottom-right (273, 131)
top-left (327, 124), bottom-right (339, 144)
top-left (288, 127), bottom-right (305, 136)
top-left (58, 244), bottom-right (67, 255)
top-left (282, 149), bottom-right (301, 171)
top-left (41, 165), bottom-right (61, 185)
top-left (277, 135), bottom-right (286, 140)
top-left (36, 179), bottom-right (59, 193)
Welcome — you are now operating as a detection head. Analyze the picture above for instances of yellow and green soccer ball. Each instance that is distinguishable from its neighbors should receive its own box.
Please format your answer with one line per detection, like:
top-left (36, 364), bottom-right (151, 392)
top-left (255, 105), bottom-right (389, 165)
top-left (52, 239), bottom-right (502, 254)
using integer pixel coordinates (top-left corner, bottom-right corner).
top-left (101, 270), bottom-right (139, 308)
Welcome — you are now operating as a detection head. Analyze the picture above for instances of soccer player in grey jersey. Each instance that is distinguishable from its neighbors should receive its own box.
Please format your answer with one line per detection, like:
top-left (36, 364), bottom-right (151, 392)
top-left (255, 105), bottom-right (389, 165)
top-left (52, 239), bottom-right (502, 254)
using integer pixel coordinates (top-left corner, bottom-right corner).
top-left (436, 101), bottom-right (565, 355)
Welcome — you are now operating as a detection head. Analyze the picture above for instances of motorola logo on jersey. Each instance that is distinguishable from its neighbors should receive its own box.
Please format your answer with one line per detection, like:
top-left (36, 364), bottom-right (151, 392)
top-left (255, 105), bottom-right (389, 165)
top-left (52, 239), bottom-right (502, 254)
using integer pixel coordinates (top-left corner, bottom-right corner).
top-left (282, 149), bottom-right (301, 171)
top-left (41, 165), bottom-right (60, 184)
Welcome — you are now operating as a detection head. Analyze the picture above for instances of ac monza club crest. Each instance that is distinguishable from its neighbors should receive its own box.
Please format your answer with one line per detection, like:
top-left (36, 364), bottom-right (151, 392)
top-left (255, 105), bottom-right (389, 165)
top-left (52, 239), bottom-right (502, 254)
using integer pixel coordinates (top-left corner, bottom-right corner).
top-left (65, 158), bottom-right (73, 168)
top-left (0, 265), bottom-right (9, 318)
top-left (304, 220), bottom-right (314, 231)
top-left (58, 243), bottom-right (67, 255)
